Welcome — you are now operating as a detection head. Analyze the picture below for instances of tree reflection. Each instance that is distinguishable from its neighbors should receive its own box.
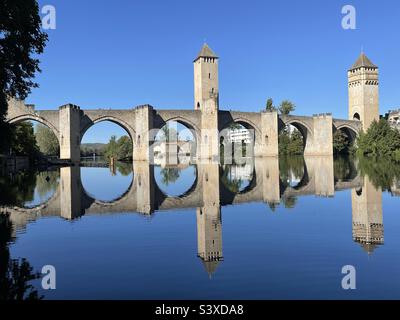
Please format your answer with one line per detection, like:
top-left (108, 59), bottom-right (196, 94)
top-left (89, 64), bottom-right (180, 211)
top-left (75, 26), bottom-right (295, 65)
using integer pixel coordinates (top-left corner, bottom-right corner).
top-left (116, 162), bottom-right (133, 176)
top-left (0, 214), bottom-right (42, 300)
top-left (0, 170), bottom-right (36, 206)
top-left (333, 156), bottom-right (358, 181)
top-left (0, 170), bottom-right (59, 207)
top-left (36, 171), bottom-right (59, 198)
top-left (160, 167), bottom-right (181, 186)
top-left (221, 165), bottom-right (242, 193)
top-left (357, 156), bottom-right (400, 192)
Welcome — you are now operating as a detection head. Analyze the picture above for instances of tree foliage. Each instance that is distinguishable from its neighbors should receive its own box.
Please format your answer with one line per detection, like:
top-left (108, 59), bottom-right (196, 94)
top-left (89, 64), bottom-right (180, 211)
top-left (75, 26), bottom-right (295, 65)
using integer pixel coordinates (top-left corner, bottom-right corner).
top-left (35, 124), bottom-right (59, 156)
top-left (104, 135), bottom-right (133, 161)
top-left (278, 100), bottom-right (296, 115)
top-left (333, 130), bottom-right (350, 155)
top-left (279, 127), bottom-right (304, 155)
top-left (0, 0), bottom-right (48, 152)
top-left (10, 122), bottom-right (40, 158)
top-left (265, 98), bottom-right (276, 112)
top-left (357, 119), bottom-right (400, 159)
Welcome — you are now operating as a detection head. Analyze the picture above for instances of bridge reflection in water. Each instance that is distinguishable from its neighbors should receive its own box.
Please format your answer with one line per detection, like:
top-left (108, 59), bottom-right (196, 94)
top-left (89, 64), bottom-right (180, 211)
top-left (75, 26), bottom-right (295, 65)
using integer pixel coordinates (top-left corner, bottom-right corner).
top-left (1, 155), bottom-right (384, 275)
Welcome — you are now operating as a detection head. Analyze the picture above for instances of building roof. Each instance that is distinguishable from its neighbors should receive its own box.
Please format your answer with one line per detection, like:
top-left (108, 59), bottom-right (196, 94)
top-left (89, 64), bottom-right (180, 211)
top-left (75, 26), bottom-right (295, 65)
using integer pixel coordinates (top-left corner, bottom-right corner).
top-left (194, 43), bottom-right (218, 61)
top-left (350, 53), bottom-right (377, 70)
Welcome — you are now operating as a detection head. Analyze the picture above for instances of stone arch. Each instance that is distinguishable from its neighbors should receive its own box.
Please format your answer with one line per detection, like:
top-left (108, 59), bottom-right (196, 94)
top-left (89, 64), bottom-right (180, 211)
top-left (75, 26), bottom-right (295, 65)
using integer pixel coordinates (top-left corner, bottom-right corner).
top-left (80, 115), bottom-right (136, 145)
top-left (155, 116), bottom-right (200, 142)
top-left (334, 124), bottom-right (359, 145)
top-left (218, 117), bottom-right (261, 160)
top-left (7, 114), bottom-right (60, 143)
top-left (152, 116), bottom-right (200, 160)
top-left (278, 118), bottom-right (313, 153)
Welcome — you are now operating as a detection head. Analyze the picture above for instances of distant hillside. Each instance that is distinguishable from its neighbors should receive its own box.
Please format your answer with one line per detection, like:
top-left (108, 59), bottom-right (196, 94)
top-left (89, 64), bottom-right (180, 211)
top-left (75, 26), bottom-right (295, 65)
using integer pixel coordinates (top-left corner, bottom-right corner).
top-left (80, 143), bottom-right (106, 156)
top-left (81, 143), bottom-right (106, 149)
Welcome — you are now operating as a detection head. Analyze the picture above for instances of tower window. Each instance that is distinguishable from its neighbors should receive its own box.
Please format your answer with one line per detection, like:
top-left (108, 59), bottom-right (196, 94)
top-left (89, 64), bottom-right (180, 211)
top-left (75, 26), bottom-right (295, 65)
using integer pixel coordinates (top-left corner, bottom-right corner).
top-left (197, 102), bottom-right (200, 109)
top-left (353, 113), bottom-right (360, 121)
top-left (209, 73), bottom-right (211, 79)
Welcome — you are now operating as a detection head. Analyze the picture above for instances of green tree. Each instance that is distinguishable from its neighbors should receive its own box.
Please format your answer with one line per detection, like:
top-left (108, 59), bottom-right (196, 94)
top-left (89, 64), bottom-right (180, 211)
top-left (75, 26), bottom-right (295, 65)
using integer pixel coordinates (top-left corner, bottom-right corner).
top-left (279, 127), bottom-right (304, 155)
top-left (0, 0), bottom-right (48, 153)
top-left (265, 98), bottom-right (276, 112)
top-left (357, 119), bottom-right (400, 158)
top-left (333, 130), bottom-right (350, 155)
top-left (10, 122), bottom-right (40, 159)
top-left (278, 100), bottom-right (296, 115)
top-left (117, 136), bottom-right (133, 160)
top-left (35, 124), bottom-right (59, 156)
top-left (104, 135), bottom-right (119, 160)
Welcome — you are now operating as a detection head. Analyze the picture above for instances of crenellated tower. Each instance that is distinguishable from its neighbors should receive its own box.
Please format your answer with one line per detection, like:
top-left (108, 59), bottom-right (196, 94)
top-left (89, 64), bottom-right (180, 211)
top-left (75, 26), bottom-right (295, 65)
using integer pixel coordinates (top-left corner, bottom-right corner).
top-left (348, 53), bottom-right (379, 131)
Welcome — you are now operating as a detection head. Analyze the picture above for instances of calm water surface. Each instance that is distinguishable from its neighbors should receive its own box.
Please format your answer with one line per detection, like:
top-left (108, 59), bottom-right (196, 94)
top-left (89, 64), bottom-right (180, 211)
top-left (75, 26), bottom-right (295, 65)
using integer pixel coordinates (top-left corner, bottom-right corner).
top-left (1, 156), bottom-right (400, 299)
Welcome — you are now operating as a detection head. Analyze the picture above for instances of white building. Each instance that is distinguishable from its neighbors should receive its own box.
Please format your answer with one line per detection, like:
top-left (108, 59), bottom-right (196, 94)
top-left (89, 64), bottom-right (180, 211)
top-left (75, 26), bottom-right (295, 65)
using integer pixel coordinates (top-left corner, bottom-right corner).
top-left (228, 128), bottom-right (253, 144)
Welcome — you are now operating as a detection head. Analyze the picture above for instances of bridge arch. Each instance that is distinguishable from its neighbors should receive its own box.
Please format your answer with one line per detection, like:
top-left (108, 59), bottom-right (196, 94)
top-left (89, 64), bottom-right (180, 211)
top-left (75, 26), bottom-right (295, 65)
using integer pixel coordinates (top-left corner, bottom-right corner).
top-left (152, 116), bottom-right (199, 161)
top-left (7, 114), bottom-right (60, 143)
top-left (219, 117), bottom-right (261, 162)
top-left (333, 123), bottom-right (359, 147)
top-left (278, 117), bottom-right (313, 154)
top-left (80, 115), bottom-right (136, 145)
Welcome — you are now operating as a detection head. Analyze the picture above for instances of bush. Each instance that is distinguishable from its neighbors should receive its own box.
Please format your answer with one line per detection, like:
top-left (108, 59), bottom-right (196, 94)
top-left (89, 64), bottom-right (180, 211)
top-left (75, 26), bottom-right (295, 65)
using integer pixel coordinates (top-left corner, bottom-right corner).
top-left (357, 119), bottom-right (400, 157)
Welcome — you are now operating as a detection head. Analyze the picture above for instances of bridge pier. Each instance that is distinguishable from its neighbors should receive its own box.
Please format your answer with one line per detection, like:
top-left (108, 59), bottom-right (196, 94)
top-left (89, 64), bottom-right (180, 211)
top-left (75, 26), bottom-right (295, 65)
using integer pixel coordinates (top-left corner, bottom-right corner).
top-left (254, 111), bottom-right (279, 157)
top-left (255, 157), bottom-right (281, 205)
top-left (59, 104), bottom-right (81, 163)
top-left (304, 155), bottom-right (334, 197)
top-left (133, 105), bottom-right (154, 162)
top-left (60, 166), bottom-right (84, 219)
top-left (304, 114), bottom-right (333, 156)
top-left (133, 161), bottom-right (155, 214)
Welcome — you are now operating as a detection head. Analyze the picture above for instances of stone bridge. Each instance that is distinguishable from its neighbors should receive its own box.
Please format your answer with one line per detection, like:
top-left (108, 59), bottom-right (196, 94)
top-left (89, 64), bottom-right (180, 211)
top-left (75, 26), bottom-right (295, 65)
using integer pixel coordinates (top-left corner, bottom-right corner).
top-left (5, 99), bottom-right (362, 162)
top-left (1, 156), bottom-right (363, 221)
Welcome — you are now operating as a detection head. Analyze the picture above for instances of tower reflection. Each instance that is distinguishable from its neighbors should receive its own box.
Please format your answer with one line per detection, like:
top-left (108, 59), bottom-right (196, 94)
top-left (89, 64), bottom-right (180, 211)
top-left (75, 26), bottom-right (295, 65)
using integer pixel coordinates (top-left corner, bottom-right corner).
top-left (351, 176), bottom-right (384, 254)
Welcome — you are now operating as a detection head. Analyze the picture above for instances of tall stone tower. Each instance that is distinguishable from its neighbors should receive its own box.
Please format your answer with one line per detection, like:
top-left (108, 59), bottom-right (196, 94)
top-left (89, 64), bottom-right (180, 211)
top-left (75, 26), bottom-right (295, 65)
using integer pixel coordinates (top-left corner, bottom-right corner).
top-left (351, 177), bottom-right (383, 254)
top-left (194, 44), bottom-right (219, 159)
top-left (348, 53), bottom-right (379, 131)
top-left (194, 43), bottom-right (219, 110)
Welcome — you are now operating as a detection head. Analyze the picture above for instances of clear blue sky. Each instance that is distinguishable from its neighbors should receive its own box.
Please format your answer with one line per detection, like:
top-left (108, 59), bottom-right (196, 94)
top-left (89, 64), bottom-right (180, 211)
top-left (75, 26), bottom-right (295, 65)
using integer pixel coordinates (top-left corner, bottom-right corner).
top-left (30, 0), bottom-right (400, 143)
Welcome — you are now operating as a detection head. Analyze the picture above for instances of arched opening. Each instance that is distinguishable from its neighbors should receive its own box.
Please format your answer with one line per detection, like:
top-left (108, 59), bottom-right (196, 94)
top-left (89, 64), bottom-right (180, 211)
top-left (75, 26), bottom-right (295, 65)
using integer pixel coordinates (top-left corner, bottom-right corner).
top-left (153, 120), bottom-right (196, 165)
top-left (7, 119), bottom-right (60, 162)
top-left (80, 120), bottom-right (134, 165)
top-left (333, 126), bottom-right (357, 155)
top-left (279, 157), bottom-right (308, 209)
top-left (154, 164), bottom-right (197, 198)
top-left (220, 161), bottom-right (255, 194)
top-left (80, 120), bottom-right (134, 201)
top-left (353, 113), bottom-right (361, 121)
top-left (278, 120), bottom-right (309, 156)
top-left (219, 121), bottom-right (255, 165)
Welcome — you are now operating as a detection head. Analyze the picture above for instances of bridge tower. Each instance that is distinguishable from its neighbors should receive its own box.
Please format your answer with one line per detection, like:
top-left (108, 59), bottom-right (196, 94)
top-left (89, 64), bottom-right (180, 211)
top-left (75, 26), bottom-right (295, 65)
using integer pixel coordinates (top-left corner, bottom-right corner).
top-left (194, 44), bottom-right (219, 160)
top-left (351, 176), bottom-right (383, 254)
top-left (348, 53), bottom-right (379, 131)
